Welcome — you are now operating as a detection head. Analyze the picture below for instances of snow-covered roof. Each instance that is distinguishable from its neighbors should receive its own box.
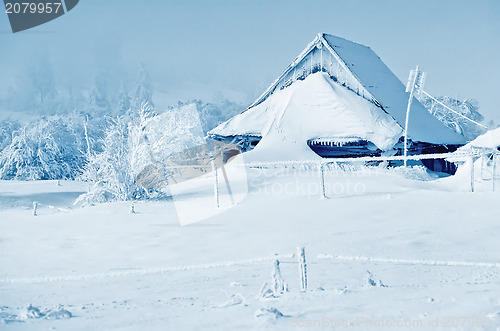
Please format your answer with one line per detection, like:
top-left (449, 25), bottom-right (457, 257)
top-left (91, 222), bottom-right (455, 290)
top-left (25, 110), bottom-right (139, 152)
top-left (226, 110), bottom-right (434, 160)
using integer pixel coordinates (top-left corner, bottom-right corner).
top-left (322, 34), bottom-right (464, 145)
top-left (210, 33), bottom-right (465, 146)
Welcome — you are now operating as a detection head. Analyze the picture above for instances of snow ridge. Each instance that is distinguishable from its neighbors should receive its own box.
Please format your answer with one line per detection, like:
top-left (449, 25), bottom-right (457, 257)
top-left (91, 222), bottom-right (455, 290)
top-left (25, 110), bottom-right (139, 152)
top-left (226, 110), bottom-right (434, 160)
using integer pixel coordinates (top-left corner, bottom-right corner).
top-left (318, 254), bottom-right (500, 268)
top-left (0, 254), bottom-right (294, 284)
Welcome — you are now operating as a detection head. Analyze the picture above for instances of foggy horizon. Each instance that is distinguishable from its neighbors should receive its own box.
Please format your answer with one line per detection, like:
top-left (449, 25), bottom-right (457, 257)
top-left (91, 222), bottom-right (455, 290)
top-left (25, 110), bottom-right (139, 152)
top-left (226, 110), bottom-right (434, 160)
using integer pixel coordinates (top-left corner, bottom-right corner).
top-left (1, 0), bottom-right (499, 123)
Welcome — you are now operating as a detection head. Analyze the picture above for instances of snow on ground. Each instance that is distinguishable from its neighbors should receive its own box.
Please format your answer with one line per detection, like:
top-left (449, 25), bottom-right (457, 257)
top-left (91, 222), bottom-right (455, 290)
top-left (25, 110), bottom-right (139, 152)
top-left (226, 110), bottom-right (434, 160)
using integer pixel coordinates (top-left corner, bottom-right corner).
top-left (1, 164), bottom-right (500, 330)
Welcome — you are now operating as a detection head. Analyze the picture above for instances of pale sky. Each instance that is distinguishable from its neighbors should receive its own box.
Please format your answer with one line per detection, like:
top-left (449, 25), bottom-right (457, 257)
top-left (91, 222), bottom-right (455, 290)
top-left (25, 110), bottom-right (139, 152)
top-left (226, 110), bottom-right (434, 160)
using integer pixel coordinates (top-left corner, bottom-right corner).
top-left (1, 0), bottom-right (499, 123)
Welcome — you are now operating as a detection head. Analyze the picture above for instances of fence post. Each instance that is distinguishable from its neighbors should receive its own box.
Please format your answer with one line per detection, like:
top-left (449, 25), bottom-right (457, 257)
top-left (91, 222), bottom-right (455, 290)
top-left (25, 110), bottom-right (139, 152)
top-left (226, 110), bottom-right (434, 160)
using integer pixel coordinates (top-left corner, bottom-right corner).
top-left (297, 247), bottom-right (307, 292)
top-left (32, 201), bottom-right (38, 217)
top-left (272, 257), bottom-right (287, 295)
top-left (210, 160), bottom-right (219, 208)
top-left (214, 167), bottom-right (219, 208)
top-left (319, 163), bottom-right (326, 199)
top-left (493, 153), bottom-right (497, 193)
top-left (470, 155), bottom-right (475, 193)
top-left (220, 162), bottom-right (235, 206)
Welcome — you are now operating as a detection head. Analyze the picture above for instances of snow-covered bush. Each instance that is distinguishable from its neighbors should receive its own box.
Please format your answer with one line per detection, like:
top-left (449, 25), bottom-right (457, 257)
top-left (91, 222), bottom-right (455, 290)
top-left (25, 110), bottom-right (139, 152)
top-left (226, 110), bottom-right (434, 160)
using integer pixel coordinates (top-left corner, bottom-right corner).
top-left (0, 116), bottom-right (88, 180)
top-left (420, 96), bottom-right (486, 140)
top-left (0, 120), bottom-right (21, 151)
top-left (77, 105), bottom-right (153, 204)
top-left (77, 117), bottom-right (144, 203)
top-left (77, 103), bottom-right (206, 204)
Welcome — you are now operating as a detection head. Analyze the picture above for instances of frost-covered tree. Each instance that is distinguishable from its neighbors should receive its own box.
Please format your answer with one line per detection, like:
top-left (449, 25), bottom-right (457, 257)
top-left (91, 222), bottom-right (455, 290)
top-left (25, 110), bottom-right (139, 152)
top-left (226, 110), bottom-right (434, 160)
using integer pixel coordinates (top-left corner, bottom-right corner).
top-left (0, 116), bottom-right (87, 180)
top-left (77, 103), bottom-right (206, 204)
top-left (420, 96), bottom-right (486, 140)
top-left (133, 64), bottom-right (154, 109)
top-left (7, 57), bottom-right (57, 113)
top-left (176, 99), bottom-right (242, 134)
top-left (88, 74), bottom-right (110, 111)
top-left (77, 117), bottom-right (144, 204)
top-left (77, 104), bottom-right (159, 204)
top-left (30, 58), bottom-right (56, 104)
top-left (0, 120), bottom-right (21, 151)
top-left (117, 87), bottom-right (132, 114)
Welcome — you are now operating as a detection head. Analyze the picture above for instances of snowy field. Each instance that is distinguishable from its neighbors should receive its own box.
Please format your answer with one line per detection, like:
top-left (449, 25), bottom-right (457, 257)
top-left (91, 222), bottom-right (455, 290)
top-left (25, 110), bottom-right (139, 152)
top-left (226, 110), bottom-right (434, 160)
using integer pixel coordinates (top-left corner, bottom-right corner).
top-left (1, 165), bottom-right (500, 330)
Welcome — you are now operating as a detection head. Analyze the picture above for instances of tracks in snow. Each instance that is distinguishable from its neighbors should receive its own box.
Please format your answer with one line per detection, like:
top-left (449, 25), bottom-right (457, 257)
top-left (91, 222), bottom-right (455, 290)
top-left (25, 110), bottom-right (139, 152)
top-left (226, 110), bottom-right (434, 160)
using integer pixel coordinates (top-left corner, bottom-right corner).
top-left (317, 254), bottom-right (500, 268)
top-left (2, 253), bottom-right (499, 284)
top-left (0, 254), bottom-right (293, 284)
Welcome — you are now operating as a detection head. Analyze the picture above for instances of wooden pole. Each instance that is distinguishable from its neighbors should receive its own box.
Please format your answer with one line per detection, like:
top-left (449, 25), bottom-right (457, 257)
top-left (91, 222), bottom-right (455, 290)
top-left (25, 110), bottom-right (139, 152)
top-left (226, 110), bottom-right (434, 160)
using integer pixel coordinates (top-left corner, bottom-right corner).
top-left (210, 160), bottom-right (219, 208)
top-left (220, 164), bottom-right (235, 205)
top-left (272, 257), bottom-right (287, 295)
top-left (214, 167), bottom-right (219, 208)
top-left (319, 163), bottom-right (326, 199)
top-left (297, 247), bottom-right (307, 292)
top-left (404, 66), bottom-right (419, 167)
top-left (493, 153), bottom-right (497, 192)
top-left (470, 155), bottom-right (475, 193)
top-left (220, 151), bottom-right (235, 206)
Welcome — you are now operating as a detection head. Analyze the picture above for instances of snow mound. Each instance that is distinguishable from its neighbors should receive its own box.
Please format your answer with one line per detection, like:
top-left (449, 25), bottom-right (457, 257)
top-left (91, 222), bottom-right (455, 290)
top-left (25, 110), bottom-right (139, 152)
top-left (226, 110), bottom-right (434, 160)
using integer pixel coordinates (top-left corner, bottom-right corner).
top-left (214, 73), bottom-right (402, 162)
top-left (255, 307), bottom-right (287, 321)
top-left (18, 305), bottom-right (45, 319)
top-left (458, 127), bottom-right (500, 151)
top-left (365, 270), bottom-right (388, 287)
top-left (2, 305), bottom-right (72, 323)
top-left (217, 290), bottom-right (246, 308)
top-left (0, 311), bottom-right (19, 325)
top-left (45, 307), bottom-right (72, 320)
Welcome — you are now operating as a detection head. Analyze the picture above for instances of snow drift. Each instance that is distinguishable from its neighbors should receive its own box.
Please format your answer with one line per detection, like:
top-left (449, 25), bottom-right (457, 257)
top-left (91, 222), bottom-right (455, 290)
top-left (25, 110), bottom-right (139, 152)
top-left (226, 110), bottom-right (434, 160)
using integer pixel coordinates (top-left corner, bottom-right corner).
top-left (458, 127), bottom-right (500, 151)
top-left (212, 73), bottom-right (402, 161)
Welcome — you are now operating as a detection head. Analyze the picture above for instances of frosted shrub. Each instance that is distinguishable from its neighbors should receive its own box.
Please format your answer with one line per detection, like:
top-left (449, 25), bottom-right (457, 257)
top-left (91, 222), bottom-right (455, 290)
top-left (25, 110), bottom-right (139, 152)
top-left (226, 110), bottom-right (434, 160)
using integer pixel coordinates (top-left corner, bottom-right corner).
top-left (0, 120), bottom-right (21, 151)
top-left (77, 115), bottom-right (149, 204)
top-left (76, 103), bottom-right (205, 205)
top-left (0, 116), bottom-right (87, 180)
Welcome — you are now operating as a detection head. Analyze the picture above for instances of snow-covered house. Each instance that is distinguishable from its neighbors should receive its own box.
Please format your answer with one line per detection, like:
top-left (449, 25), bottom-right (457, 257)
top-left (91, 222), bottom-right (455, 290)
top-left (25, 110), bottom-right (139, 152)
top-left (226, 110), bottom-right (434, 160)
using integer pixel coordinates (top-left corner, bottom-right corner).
top-left (209, 33), bottom-right (466, 173)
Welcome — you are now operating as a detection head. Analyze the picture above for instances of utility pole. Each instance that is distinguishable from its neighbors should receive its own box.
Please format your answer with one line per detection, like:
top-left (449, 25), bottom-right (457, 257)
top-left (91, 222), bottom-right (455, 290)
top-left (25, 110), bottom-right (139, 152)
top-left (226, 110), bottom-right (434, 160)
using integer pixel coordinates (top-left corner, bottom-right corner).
top-left (404, 66), bottom-right (426, 167)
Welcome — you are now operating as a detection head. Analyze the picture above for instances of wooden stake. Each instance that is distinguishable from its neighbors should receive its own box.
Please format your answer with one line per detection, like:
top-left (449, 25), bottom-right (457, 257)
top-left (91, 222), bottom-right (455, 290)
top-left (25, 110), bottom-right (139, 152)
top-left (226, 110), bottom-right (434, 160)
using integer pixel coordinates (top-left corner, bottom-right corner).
top-left (297, 247), bottom-right (307, 292)
top-left (272, 257), bottom-right (287, 295)
top-left (214, 166), bottom-right (219, 208)
top-left (319, 163), bottom-right (326, 199)
top-left (493, 153), bottom-right (497, 192)
top-left (220, 152), bottom-right (235, 206)
top-left (470, 155), bottom-right (475, 193)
